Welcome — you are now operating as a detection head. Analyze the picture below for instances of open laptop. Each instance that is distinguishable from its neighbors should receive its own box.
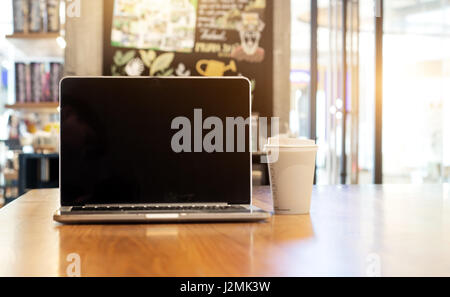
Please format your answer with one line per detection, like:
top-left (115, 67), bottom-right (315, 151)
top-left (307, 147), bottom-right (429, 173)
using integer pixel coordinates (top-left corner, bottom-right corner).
top-left (54, 77), bottom-right (270, 223)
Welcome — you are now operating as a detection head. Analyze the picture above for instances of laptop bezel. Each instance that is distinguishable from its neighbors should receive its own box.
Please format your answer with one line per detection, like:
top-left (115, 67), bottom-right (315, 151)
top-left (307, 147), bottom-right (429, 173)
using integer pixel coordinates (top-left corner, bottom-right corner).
top-left (59, 76), bottom-right (253, 207)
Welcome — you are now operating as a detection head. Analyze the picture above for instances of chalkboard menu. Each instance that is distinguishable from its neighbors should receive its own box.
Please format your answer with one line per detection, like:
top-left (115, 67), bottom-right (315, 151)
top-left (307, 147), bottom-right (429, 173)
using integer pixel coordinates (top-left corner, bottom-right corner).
top-left (103, 0), bottom-right (273, 117)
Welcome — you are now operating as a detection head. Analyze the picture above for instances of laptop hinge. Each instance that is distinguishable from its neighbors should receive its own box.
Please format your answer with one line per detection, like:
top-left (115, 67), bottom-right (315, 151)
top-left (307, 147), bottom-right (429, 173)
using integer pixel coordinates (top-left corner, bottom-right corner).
top-left (82, 202), bottom-right (230, 207)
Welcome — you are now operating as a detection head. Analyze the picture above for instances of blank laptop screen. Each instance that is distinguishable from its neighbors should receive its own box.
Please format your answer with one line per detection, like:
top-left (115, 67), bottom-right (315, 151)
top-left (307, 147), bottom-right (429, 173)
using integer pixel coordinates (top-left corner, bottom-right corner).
top-left (60, 77), bottom-right (251, 206)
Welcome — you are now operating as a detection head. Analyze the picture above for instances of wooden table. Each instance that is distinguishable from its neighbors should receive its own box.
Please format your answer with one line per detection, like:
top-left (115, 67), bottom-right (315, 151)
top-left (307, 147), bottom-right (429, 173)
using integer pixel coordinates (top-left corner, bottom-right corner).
top-left (0, 185), bottom-right (449, 277)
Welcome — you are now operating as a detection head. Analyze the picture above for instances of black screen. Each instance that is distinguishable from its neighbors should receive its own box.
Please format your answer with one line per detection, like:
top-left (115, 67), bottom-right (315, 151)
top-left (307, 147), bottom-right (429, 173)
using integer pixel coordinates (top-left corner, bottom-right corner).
top-left (60, 77), bottom-right (251, 206)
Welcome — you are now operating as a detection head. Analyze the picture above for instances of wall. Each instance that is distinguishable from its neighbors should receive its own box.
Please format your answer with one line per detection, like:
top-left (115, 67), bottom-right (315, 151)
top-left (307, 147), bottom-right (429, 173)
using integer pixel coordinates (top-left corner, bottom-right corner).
top-left (64, 0), bottom-right (103, 76)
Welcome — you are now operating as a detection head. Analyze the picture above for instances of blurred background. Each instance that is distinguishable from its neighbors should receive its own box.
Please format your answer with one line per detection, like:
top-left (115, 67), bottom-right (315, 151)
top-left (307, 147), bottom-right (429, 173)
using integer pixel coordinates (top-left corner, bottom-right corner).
top-left (291, 0), bottom-right (450, 185)
top-left (0, 0), bottom-right (449, 207)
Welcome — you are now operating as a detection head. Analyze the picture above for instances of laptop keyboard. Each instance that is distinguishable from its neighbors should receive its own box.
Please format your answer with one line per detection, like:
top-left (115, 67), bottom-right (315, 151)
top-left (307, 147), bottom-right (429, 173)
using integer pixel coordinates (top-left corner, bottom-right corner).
top-left (70, 205), bottom-right (247, 213)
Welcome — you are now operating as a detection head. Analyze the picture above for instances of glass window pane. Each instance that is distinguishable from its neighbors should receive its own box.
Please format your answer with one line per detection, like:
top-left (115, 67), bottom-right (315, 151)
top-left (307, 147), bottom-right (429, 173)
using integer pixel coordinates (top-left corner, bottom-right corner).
top-left (383, 0), bottom-right (448, 183)
top-left (290, 0), bottom-right (311, 139)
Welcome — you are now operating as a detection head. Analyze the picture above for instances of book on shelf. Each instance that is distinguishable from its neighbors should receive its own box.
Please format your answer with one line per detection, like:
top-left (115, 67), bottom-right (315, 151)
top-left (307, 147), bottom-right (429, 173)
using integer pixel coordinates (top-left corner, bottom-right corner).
top-left (49, 62), bottom-right (62, 102)
top-left (13, 0), bottom-right (60, 34)
top-left (15, 63), bottom-right (26, 102)
top-left (15, 62), bottom-right (63, 103)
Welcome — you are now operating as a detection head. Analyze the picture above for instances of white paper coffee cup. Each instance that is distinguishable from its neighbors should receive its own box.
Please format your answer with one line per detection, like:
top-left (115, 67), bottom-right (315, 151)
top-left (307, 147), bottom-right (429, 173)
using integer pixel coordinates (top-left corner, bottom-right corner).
top-left (265, 139), bottom-right (318, 215)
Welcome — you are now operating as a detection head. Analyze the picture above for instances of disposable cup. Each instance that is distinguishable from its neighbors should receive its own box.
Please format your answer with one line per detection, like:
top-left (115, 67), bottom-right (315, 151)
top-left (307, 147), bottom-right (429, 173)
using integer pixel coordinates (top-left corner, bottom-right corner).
top-left (265, 140), bottom-right (318, 215)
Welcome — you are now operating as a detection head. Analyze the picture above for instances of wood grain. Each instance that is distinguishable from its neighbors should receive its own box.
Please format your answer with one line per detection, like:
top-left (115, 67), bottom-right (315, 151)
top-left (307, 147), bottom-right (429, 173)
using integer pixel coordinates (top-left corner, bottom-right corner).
top-left (6, 33), bottom-right (60, 39)
top-left (5, 103), bottom-right (59, 112)
top-left (0, 185), bottom-right (449, 276)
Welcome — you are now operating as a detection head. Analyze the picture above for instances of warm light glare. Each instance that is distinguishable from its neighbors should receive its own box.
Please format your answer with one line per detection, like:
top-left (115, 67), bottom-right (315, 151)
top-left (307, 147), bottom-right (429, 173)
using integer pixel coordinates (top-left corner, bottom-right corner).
top-left (329, 106), bottom-right (337, 115)
top-left (335, 98), bottom-right (343, 110)
top-left (383, 33), bottom-right (449, 183)
top-left (56, 37), bottom-right (67, 49)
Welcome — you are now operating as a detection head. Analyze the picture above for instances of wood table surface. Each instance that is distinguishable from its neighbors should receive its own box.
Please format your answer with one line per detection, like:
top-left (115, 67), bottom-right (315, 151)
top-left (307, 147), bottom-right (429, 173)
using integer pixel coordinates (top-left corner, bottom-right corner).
top-left (0, 185), bottom-right (449, 277)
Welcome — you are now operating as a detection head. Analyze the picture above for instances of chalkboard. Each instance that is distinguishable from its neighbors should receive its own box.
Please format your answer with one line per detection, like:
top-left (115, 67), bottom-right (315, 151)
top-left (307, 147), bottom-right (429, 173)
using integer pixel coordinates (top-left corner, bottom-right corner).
top-left (103, 0), bottom-right (273, 118)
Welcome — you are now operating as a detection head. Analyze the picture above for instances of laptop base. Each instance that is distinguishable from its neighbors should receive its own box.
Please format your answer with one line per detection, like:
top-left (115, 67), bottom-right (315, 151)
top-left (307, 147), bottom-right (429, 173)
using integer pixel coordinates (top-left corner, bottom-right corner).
top-left (53, 205), bottom-right (271, 224)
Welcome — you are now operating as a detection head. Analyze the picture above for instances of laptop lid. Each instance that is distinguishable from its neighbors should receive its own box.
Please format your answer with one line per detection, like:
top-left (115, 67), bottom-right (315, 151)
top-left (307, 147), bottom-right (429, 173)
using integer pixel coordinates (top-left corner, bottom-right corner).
top-left (60, 77), bottom-right (251, 206)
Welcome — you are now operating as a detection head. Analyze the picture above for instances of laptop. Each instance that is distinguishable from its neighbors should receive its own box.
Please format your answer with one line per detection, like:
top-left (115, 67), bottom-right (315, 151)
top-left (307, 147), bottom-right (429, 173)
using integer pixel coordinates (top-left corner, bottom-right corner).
top-left (54, 77), bottom-right (271, 223)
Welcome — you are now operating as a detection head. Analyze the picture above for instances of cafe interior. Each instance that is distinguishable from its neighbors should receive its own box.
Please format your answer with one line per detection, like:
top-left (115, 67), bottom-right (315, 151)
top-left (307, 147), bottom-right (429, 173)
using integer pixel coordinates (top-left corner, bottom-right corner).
top-left (0, 0), bottom-right (449, 277)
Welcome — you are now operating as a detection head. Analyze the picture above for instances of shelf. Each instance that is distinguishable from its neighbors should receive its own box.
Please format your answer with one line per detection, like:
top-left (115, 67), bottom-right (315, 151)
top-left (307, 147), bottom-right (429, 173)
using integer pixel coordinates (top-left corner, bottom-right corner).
top-left (5, 103), bottom-right (59, 113)
top-left (6, 33), bottom-right (60, 40)
top-left (5, 33), bottom-right (64, 58)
